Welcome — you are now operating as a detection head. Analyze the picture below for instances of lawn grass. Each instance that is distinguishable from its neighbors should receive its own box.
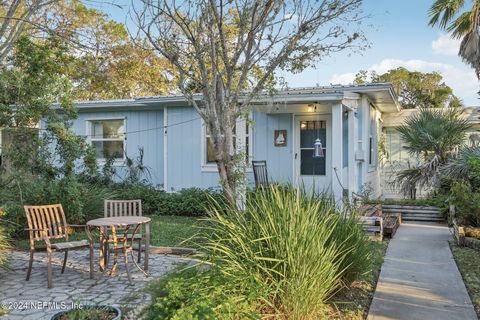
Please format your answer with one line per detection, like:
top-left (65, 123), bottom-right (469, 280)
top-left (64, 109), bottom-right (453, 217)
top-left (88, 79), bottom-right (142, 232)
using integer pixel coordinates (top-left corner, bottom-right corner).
top-left (450, 241), bottom-right (480, 318)
top-left (13, 215), bottom-right (204, 250)
top-left (148, 215), bottom-right (205, 247)
top-left (329, 240), bottom-right (389, 319)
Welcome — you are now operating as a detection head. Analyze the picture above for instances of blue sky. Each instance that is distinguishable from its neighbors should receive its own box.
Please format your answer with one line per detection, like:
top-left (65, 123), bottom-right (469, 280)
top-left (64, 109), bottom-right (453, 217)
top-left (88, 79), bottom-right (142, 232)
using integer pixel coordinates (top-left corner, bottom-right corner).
top-left (102, 0), bottom-right (479, 106)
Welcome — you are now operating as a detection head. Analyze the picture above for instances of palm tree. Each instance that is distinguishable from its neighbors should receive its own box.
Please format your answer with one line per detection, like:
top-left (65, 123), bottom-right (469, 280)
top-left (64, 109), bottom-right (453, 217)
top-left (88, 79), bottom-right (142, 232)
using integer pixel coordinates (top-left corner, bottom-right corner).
top-left (395, 108), bottom-right (471, 197)
top-left (429, 0), bottom-right (480, 79)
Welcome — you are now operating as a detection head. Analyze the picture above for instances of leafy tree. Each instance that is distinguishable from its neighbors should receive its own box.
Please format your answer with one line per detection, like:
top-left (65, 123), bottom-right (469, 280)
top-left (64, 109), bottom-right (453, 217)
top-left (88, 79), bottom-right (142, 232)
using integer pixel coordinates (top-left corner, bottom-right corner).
top-left (0, 0), bottom-right (57, 61)
top-left (134, 0), bottom-right (367, 204)
top-left (47, 0), bottom-right (177, 100)
top-left (0, 35), bottom-right (98, 224)
top-left (354, 67), bottom-right (463, 109)
top-left (429, 0), bottom-right (480, 79)
top-left (394, 108), bottom-right (471, 197)
top-left (0, 36), bottom-right (75, 129)
top-left (1, 1), bottom-right (177, 100)
top-left (0, 36), bottom-right (94, 183)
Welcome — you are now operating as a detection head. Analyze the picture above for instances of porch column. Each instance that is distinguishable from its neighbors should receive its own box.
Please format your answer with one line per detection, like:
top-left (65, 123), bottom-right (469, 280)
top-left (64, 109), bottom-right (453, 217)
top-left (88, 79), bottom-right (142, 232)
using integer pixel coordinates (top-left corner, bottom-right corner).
top-left (331, 103), bottom-right (343, 203)
top-left (360, 96), bottom-right (370, 194)
top-left (348, 108), bottom-right (357, 201)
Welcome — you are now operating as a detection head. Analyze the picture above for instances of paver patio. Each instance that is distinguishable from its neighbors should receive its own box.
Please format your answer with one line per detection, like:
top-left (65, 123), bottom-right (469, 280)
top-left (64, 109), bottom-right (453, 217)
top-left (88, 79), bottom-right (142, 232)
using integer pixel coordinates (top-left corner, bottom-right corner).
top-left (0, 249), bottom-right (189, 319)
top-left (368, 222), bottom-right (477, 320)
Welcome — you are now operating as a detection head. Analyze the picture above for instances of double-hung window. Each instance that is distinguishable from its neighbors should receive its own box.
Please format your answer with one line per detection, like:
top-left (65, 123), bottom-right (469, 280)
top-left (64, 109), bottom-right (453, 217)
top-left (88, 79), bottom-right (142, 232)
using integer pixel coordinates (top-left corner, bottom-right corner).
top-left (88, 119), bottom-right (125, 161)
top-left (203, 120), bottom-right (251, 167)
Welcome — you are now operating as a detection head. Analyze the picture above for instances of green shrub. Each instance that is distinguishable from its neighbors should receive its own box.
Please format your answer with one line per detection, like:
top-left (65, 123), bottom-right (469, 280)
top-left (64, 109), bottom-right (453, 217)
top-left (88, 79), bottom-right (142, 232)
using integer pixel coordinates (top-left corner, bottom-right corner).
top-left (191, 186), bottom-right (371, 319)
top-left (449, 181), bottom-right (480, 227)
top-left (145, 267), bottom-right (262, 320)
top-left (365, 197), bottom-right (441, 207)
top-left (0, 178), bottom-right (114, 237)
top-left (112, 185), bottom-right (225, 217)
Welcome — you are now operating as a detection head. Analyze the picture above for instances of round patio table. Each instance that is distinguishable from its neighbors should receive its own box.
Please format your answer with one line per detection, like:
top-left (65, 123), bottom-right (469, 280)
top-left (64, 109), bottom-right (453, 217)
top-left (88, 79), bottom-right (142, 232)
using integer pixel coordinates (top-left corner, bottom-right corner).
top-left (87, 216), bottom-right (151, 273)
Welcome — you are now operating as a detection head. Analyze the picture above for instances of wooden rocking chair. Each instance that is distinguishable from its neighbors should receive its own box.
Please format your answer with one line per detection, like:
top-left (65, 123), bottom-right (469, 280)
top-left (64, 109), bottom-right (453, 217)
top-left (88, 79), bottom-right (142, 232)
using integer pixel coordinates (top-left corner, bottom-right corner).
top-left (252, 160), bottom-right (269, 191)
top-left (24, 204), bottom-right (94, 288)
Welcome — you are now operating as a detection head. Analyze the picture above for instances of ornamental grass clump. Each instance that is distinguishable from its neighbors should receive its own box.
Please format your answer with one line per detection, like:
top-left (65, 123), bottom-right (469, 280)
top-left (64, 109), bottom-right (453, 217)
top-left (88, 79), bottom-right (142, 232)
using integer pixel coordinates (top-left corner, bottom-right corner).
top-left (200, 186), bottom-right (371, 319)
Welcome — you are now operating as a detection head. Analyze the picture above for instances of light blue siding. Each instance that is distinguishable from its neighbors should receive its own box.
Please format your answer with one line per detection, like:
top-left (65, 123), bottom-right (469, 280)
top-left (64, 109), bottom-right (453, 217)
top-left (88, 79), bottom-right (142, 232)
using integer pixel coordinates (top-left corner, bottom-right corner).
top-left (166, 106), bottom-right (222, 191)
top-left (66, 107), bottom-right (310, 191)
top-left (253, 112), bottom-right (293, 183)
top-left (165, 108), bottom-right (292, 191)
top-left (73, 109), bottom-right (164, 186)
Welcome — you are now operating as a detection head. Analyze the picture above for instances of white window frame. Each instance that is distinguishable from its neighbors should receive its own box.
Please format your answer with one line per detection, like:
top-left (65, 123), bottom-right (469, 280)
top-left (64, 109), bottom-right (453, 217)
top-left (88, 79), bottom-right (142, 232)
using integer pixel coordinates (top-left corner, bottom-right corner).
top-left (86, 117), bottom-right (126, 165)
top-left (201, 117), bottom-right (253, 172)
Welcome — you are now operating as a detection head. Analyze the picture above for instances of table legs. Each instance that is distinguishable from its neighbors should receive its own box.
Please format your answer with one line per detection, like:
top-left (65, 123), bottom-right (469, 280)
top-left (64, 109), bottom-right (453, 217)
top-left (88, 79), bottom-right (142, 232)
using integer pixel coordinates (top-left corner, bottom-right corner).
top-left (99, 226), bottom-right (108, 272)
top-left (144, 222), bottom-right (150, 271)
top-left (95, 223), bottom-right (149, 275)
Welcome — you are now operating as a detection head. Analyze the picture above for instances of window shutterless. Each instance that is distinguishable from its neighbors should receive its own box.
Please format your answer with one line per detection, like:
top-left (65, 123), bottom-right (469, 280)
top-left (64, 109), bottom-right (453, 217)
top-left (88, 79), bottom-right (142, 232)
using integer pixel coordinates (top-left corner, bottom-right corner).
top-left (88, 119), bottom-right (125, 161)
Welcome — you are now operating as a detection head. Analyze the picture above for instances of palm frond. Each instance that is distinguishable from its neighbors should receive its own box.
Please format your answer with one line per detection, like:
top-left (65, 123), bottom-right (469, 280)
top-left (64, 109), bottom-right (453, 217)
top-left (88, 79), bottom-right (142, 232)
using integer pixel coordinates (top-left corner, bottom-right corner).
top-left (429, 0), bottom-right (467, 30)
top-left (441, 146), bottom-right (480, 180)
top-left (429, 0), bottom-right (480, 78)
top-left (449, 11), bottom-right (475, 38)
top-left (459, 30), bottom-right (480, 76)
top-left (397, 108), bottom-right (470, 158)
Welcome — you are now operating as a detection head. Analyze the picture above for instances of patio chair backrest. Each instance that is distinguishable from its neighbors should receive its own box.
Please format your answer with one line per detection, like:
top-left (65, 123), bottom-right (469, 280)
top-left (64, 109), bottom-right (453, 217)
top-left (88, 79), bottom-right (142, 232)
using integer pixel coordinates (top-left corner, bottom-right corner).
top-left (252, 160), bottom-right (269, 190)
top-left (104, 199), bottom-right (142, 218)
top-left (24, 204), bottom-right (68, 242)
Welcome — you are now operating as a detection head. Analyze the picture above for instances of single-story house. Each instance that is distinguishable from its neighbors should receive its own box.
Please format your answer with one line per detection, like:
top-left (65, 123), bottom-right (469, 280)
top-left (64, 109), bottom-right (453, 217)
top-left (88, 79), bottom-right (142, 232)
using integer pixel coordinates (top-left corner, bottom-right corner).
top-left (3, 84), bottom-right (478, 200)
top-left (37, 83), bottom-right (400, 202)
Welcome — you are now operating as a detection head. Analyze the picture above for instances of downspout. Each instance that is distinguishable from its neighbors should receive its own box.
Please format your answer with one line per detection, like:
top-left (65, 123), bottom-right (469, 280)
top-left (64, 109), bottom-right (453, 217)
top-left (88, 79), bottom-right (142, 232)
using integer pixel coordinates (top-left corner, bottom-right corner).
top-left (163, 107), bottom-right (168, 191)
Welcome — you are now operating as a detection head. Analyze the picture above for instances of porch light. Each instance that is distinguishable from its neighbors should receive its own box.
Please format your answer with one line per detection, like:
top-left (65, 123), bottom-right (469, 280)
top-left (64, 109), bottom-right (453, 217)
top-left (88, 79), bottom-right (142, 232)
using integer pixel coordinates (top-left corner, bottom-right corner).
top-left (313, 138), bottom-right (324, 158)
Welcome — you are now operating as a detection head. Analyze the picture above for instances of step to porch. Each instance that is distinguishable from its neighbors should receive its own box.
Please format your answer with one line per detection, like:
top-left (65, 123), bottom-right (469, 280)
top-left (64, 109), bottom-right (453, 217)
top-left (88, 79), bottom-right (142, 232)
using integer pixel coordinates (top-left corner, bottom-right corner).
top-left (382, 205), bottom-right (444, 223)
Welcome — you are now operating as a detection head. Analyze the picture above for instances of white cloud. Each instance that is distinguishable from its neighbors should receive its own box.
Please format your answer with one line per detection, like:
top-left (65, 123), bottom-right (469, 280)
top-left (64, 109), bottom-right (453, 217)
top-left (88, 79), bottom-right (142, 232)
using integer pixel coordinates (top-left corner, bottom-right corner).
top-left (330, 72), bottom-right (357, 85)
top-left (432, 34), bottom-right (461, 56)
top-left (329, 58), bottom-right (479, 105)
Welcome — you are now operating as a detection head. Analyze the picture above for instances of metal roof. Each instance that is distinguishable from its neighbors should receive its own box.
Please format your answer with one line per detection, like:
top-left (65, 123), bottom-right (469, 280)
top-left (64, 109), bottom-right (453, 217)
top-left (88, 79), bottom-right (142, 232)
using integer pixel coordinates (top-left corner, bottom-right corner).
top-left (70, 83), bottom-right (400, 112)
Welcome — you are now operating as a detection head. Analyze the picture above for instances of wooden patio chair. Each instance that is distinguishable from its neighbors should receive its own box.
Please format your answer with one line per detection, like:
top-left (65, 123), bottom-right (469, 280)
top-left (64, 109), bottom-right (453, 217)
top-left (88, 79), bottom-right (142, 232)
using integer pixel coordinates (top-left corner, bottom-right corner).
top-left (24, 204), bottom-right (94, 288)
top-left (252, 160), bottom-right (269, 191)
top-left (104, 199), bottom-right (143, 263)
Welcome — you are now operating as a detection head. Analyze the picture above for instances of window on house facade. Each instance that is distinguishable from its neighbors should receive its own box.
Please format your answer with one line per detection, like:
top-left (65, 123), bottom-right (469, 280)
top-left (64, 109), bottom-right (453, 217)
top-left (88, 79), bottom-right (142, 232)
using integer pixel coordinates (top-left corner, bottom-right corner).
top-left (204, 121), bottom-right (251, 165)
top-left (369, 105), bottom-right (376, 167)
top-left (88, 119), bottom-right (125, 161)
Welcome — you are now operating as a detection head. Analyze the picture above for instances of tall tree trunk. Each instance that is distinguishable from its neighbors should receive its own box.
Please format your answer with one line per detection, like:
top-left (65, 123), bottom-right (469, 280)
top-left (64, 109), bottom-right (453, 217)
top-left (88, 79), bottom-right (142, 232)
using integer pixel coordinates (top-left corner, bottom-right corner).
top-left (210, 107), bottom-right (241, 207)
top-left (217, 159), bottom-right (235, 205)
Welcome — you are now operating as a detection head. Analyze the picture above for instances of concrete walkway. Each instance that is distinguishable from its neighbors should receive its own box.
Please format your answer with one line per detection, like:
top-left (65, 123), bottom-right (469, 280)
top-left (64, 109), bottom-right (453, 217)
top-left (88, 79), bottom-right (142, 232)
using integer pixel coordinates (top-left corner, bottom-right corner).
top-left (368, 222), bottom-right (477, 320)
